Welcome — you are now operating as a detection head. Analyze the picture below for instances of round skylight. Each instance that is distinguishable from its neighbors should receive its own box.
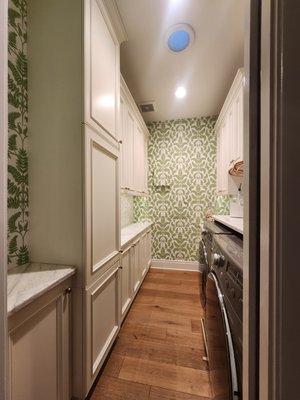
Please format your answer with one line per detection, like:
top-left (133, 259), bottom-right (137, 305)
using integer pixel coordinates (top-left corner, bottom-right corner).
top-left (165, 24), bottom-right (195, 54)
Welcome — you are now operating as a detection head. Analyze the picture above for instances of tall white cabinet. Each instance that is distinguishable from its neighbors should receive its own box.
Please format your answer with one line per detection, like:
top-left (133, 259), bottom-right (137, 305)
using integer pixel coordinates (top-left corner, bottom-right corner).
top-left (120, 76), bottom-right (149, 196)
top-left (28, 0), bottom-right (127, 398)
top-left (215, 69), bottom-right (244, 195)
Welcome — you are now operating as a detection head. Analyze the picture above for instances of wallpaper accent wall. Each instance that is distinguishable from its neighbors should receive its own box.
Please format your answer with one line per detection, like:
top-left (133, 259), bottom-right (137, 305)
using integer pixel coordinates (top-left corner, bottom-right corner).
top-left (7, 0), bottom-right (29, 267)
top-left (134, 117), bottom-right (230, 262)
top-left (121, 194), bottom-right (134, 228)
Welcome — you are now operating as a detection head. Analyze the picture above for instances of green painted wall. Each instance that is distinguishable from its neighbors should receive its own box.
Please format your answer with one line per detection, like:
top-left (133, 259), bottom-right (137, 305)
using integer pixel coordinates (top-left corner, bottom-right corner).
top-left (134, 117), bottom-right (229, 262)
top-left (7, 0), bottom-right (29, 267)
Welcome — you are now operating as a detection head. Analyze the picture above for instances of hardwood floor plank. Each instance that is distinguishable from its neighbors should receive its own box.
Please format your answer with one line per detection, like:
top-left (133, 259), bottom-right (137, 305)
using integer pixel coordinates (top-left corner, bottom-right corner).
top-left (113, 336), bottom-right (208, 371)
top-left (138, 288), bottom-right (200, 303)
top-left (119, 357), bottom-right (212, 398)
top-left (120, 321), bottom-right (168, 343)
top-left (149, 386), bottom-right (211, 400)
top-left (191, 319), bottom-right (202, 333)
top-left (102, 354), bottom-right (125, 378)
top-left (166, 327), bottom-right (205, 350)
top-left (90, 376), bottom-right (150, 400)
top-left (142, 281), bottom-right (200, 295)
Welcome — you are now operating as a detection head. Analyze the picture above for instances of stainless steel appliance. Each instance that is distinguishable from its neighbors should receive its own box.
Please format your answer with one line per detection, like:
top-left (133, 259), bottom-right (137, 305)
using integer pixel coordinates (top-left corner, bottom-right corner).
top-left (200, 220), bottom-right (243, 400)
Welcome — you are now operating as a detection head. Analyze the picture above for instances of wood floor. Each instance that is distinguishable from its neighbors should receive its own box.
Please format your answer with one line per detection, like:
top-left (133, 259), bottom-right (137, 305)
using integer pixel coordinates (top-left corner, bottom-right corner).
top-left (90, 268), bottom-right (212, 400)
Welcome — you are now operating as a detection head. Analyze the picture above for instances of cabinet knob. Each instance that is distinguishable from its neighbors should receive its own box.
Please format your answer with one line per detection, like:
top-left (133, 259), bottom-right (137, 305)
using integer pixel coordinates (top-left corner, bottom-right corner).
top-left (64, 287), bottom-right (72, 295)
top-left (119, 140), bottom-right (123, 144)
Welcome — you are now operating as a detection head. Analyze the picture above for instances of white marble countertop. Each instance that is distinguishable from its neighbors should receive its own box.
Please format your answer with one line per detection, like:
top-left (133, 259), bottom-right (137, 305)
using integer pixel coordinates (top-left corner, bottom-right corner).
top-left (8, 263), bottom-right (76, 316)
top-left (213, 215), bottom-right (243, 235)
top-left (121, 220), bottom-right (152, 249)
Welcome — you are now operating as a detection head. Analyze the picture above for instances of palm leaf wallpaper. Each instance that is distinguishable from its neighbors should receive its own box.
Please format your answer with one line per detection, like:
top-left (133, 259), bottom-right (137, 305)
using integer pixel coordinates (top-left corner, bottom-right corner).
top-left (134, 117), bottom-right (230, 262)
top-left (7, 0), bottom-right (29, 267)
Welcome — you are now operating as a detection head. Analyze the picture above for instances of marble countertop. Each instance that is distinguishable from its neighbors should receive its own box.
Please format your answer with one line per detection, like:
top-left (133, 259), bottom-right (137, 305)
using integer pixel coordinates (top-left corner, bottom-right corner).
top-left (121, 220), bottom-right (152, 249)
top-left (8, 263), bottom-right (76, 317)
top-left (213, 215), bottom-right (243, 235)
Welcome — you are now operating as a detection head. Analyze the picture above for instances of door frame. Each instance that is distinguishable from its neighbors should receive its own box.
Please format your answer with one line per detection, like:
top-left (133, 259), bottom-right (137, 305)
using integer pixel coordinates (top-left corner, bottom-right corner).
top-left (0, 0), bottom-right (8, 399)
top-left (260, 1), bottom-right (300, 399)
top-left (243, 0), bottom-right (260, 399)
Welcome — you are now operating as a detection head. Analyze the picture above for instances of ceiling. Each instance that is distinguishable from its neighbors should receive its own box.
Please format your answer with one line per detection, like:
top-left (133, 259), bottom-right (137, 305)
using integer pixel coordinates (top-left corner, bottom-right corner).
top-left (117, 0), bottom-right (246, 122)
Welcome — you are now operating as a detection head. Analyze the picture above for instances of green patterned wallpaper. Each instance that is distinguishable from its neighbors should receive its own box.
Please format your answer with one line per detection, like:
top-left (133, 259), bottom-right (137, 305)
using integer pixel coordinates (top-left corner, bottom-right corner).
top-left (7, 0), bottom-right (29, 267)
top-left (134, 117), bottom-right (229, 262)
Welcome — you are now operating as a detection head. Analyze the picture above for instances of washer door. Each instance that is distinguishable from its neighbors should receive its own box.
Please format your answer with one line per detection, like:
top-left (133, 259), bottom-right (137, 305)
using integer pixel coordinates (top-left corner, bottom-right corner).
top-left (199, 238), bottom-right (209, 308)
top-left (206, 272), bottom-right (239, 400)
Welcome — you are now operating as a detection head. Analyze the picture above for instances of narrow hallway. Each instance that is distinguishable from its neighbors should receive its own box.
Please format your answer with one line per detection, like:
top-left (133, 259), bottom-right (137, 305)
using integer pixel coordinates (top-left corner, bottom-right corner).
top-left (90, 269), bottom-right (212, 399)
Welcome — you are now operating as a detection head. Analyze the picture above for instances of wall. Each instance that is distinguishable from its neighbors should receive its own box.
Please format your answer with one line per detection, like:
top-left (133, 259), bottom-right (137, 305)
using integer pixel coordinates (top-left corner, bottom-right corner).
top-left (120, 194), bottom-right (134, 228)
top-left (134, 117), bottom-right (229, 262)
top-left (7, 0), bottom-right (29, 267)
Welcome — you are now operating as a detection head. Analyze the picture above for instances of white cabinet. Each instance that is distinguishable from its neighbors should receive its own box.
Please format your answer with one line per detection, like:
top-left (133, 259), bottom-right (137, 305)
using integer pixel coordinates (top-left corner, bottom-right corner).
top-left (84, 125), bottom-right (120, 285)
top-left (120, 228), bottom-right (152, 313)
top-left (120, 246), bottom-right (132, 319)
top-left (28, 0), bottom-right (126, 398)
top-left (84, 0), bottom-right (120, 140)
top-left (8, 279), bottom-right (72, 400)
top-left (133, 123), bottom-right (145, 193)
top-left (120, 97), bottom-right (134, 190)
top-left (120, 76), bottom-right (149, 196)
top-left (139, 233), bottom-right (150, 279)
top-left (215, 69), bottom-right (244, 195)
top-left (132, 240), bottom-right (141, 293)
top-left (85, 261), bottom-right (120, 390)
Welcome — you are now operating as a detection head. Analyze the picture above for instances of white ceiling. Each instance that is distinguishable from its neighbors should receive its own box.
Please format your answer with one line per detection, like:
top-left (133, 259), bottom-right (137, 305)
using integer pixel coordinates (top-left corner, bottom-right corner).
top-left (117, 0), bottom-right (246, 122)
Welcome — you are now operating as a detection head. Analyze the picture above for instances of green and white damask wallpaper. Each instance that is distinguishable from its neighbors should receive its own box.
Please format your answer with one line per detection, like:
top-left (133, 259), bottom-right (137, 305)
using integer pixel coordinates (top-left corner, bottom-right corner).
top-left (134, 117), bottom-right (229, 262)
top-left (7, 0), bottom-right (29, 267)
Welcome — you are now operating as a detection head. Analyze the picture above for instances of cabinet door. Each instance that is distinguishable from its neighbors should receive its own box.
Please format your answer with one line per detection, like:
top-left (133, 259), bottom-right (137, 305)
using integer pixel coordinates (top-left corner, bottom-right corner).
top-left (216, 118), bottom-right (230, 195)
top-left (235, 85), bottom-right (244, 161)
top-left (85, 262), bottom-right (120, 391)
top-left (146, 231), bottom-right (152, 268)
top-left (120, 99), bottom-right (134, 190)
top-left (85, 125), bottom-right (120, 285)
top-left (132, 241), bottom-right (141, 293)
top-left (9, 289), bottom-right (71, 400)
top-left (120, 246), bottom-right (132, 319)
top-left (139, 234), bottom-right (148, 279)
top-left (143, 133), bottom-right (148, 193)
top-left (84, 0), bottom-right (120, 142)
top-left (133, 123), bottom-right (144, 193)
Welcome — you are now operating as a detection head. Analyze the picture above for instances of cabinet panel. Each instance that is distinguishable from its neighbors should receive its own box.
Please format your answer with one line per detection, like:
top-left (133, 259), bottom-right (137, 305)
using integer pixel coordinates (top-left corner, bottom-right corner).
top-left (85, 0), bottom-right (120, 141)
top-left (120, 99), bottom-right (134, 190)
top-left (85, 262), bottom-right (120, 392)
top-left (216, 118), bottom-right (230, 195)
top-left (132, 241), bottom-right (141, 293)
top-left (215, 69), bottom-right (244, 196)
top-left (85, 125), bottom-right (120, 284)
top-left (90, 0), bottom-right (117, 135)
top-left (92, 143), bottom-right (118, 266)
top-left (9, 286), bottom-right (71, 400)
top-left (146, 231), bottom-right (152, 267)
top-left (139, 234), bottom-right (148, 279)
top-left (133, 123), bottom-right (144, 193)
top-left (120, 247), bottom-right (132, 319)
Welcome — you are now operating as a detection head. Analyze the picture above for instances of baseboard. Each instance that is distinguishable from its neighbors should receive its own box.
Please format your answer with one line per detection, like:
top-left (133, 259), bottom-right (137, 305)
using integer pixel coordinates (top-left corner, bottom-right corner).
top-left (150, 259), bottom-right (204, 272)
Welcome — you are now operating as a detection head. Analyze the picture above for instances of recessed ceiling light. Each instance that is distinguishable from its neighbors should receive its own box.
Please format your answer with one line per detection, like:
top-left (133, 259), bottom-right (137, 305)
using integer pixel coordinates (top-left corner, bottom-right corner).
top-left (175, 86), bottom-right (186, 99)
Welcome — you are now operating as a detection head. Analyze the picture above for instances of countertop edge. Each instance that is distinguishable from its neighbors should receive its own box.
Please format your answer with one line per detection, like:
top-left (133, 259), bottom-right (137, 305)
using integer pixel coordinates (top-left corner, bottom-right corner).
top-left (213, 215), bottom-right (243, 235)
top-left (8, 264), bottom-right (76, 317)
top-left (121, 221), bottom-right (153, 250)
